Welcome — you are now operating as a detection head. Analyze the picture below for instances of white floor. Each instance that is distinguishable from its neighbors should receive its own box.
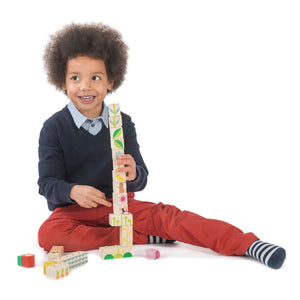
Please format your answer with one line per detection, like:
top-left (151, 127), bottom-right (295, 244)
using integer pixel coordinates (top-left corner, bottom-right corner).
top-left (6, 238), bottom-right (296, 300)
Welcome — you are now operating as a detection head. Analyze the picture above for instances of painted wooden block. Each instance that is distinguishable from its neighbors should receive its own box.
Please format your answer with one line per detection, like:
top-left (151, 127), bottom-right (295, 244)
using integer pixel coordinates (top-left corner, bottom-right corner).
top-left (113, 203), bottom-right (129, 215)
top-left (17, 254), bottom-right (35, 268)
top-left (43, 261), bottom-right (56, 275)
top-left (108, 104), bottom-right (121, 117)
top-left (48, 252), bottom-right (60, 261)
top-left (109, 115), bottom-right (122, 128)
top-left (50, 245), bottom-right (64, 256)
top-left (110, 127), bottom-right (123, 140)
top-left (99, 245), bottom-right (133, 260)
top-left (112, 149), bottom-right (125, 171)
top-left (112, 171), bottom-right (126, 183)
top-left (54, 251), bottom-right (88, 270)
top-left (120, 226), bottom-right (133, 247)
top-left (113, 181), bottom-right (127, 194)
top-left (46, 262), bottom-right (69, 280)
top-left (111, 137), bottom-right (125, 150)
top-left (113, 192), bottom-right (128, 205)
top-left (109, 213), bottom-right (133, 227)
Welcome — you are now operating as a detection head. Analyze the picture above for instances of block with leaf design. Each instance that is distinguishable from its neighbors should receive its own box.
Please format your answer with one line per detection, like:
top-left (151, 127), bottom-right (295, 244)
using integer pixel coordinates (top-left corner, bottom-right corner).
top-left (108, 103), bottom-right (121, 117)
top-left (120, 225), bottom-right (133, 247)
top-left (109, 213), bottom-right (133, 227)
top-left (109, 115), bottom-right (122, 128)
top-left (110, 127), bottom-right (123, 140)
top-left (111, 137), bottom-right (125, 150)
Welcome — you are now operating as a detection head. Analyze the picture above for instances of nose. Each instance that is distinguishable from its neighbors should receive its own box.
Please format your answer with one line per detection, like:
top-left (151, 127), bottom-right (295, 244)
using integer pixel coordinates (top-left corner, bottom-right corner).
top-left (80, 79), bottom-right (92, 90)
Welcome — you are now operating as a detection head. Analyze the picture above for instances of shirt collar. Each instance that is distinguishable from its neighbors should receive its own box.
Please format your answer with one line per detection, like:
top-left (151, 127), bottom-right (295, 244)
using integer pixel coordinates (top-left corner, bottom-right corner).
top-left (67, 101), bottom-right (109, 128)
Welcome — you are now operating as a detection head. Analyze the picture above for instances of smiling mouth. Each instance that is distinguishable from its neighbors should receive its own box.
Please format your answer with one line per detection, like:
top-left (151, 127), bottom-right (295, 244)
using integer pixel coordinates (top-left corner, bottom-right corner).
top-left (78, 96), bottom-right (96, 104)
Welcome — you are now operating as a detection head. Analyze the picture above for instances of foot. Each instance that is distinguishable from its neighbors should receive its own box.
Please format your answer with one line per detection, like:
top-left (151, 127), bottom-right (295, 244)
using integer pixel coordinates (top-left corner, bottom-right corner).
top-left (246, 240), bottom-right (286, 269)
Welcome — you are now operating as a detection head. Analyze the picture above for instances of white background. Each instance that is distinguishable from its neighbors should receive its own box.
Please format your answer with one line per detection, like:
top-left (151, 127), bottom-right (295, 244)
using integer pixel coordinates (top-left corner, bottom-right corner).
top-left (1, 0), bottom-right (299, 299)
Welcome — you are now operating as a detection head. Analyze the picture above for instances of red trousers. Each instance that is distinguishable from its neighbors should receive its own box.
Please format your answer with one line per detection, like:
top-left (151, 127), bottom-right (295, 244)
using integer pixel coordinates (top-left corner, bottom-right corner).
top-left (38, 193), bottom-right (258, 255)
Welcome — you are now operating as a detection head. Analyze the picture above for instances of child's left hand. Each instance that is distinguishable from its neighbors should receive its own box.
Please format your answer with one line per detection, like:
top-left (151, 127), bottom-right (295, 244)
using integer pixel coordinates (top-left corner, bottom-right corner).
top-left (116, 154), bottom-right (137, 181)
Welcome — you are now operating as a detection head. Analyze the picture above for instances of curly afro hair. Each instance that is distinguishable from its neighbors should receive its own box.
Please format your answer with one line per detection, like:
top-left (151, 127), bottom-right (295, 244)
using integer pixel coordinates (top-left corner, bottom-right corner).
top-left (43, 22), bottom-right (128, 94)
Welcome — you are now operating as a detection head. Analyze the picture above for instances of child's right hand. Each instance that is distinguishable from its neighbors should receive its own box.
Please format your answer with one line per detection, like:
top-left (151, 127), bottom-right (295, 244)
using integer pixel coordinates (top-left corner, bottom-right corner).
top-left (70, 185), bottom-right (112, 208)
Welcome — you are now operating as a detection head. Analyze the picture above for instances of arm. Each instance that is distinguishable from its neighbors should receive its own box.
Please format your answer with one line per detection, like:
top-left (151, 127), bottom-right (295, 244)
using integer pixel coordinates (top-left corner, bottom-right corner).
top-left (38, 123), bottom-right (111, 210)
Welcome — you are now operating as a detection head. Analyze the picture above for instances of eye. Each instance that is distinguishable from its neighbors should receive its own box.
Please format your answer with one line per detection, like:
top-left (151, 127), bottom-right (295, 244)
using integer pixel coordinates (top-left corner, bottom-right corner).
top-left (92, 75), bottom-right (101, 81)
top-left (71, 76), bottom-right (80, 81)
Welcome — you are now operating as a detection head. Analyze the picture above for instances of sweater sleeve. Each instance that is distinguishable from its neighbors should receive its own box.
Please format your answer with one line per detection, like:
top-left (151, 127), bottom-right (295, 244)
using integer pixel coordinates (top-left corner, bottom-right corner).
top-left (122, 113), bottom-right (149, 192)
top-left (38, 122), bottom-right (76, 210)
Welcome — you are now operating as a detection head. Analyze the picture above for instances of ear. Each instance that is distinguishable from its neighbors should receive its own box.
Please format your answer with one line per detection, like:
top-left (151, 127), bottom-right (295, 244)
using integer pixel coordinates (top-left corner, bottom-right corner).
top-left (62, 83), bottom-right (67, 90)
top-left (107, 81), bottom-right (114, 91)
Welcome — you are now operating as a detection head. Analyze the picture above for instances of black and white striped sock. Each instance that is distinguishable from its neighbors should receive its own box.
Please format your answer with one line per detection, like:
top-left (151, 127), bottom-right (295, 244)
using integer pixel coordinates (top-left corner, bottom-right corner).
top-left (246, 240), bottom-right (286, 269)
top-left (147, 236), bottom-right (176, 244)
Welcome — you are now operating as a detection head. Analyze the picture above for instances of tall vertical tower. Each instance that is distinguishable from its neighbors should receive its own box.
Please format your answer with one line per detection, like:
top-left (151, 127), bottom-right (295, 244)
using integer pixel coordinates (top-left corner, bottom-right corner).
top-left (99, 104), bottom-right (133, 259)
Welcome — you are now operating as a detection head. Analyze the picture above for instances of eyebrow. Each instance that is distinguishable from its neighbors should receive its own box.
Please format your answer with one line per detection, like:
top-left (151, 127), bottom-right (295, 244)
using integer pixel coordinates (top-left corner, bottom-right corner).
top-left (67, 71), bottom-right (104, 75)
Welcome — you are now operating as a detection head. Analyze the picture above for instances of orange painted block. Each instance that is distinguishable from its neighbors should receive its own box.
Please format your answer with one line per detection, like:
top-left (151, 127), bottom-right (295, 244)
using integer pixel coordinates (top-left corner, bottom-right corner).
top-left (22, 254), bottom-right (35, 268)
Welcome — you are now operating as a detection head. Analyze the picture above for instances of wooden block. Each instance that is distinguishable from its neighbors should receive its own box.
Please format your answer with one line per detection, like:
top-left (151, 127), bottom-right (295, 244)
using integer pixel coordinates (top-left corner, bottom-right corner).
top-left (112, 171), bottom-right (126, 183)
top-left (17, 255), bottom-right (23, 266)
top-left (113, 192), bottom-right (128, 205)
top-left (49, 245), bottom-right (64, 256)
top-left (54, 251), bottom-right (88, 270)
top-left (113, 203), bottom-right (129, 215)
top-left (109, 115), bottom-right (122, 128)
top-left (48, 252), bottom-right (60, 261)
top-left (113, 181), bottom-right (127, 194)
top-left (112, 149), bottom-right (125, 171)
top-left (46, 262), bottom-right (69, 280)
top-left (110, 127), bottom-right (123, 140)
top-left (109, 213), bottom-right (133, 227)
top-left (108, 104), bottom-right (121, 116)
top-left (21, 254), bottom-right (35, 268)
top-left (120, 226), bottom-right (133, 247)
top-left (43, 261), bottom-right (56, 275)
top-left (111, 137), bottom-right (125, 150)
top-left (99, 245), bottom-right (133, 260)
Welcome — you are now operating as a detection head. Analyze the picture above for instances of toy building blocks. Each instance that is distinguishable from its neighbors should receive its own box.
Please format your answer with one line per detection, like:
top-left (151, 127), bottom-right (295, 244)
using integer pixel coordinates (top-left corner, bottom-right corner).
top-left (46, 262), bottom-right (69, 280)
top-left (54, 251), bottom-right (88, 270)
top-left (48, 245), bottom-right (64, 261)
top-left (145, 249), bottom-right (160, 260)
top-left (120, 226), bottom-right (133, 247)
top-left (99, 103), bottom-right (134, 259)
top-left (43, 261), bottom-right (56, 274)
top-left (17, 254), bottom-right (35, 268)
top-left (99, 245), bottom-right (133, 260)
top-left (109, 213), bottom-right (133, 227)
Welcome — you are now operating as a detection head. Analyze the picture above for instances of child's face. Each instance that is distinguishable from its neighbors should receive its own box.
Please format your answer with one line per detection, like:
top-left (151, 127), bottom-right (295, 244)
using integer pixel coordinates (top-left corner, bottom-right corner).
top-left (62, 56), bottom-right (113, 118)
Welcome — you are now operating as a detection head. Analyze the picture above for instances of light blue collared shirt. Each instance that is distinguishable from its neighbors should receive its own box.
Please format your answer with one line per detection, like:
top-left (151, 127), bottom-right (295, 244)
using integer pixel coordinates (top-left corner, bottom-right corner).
top-left (67, 101), bottom-right (109, 135)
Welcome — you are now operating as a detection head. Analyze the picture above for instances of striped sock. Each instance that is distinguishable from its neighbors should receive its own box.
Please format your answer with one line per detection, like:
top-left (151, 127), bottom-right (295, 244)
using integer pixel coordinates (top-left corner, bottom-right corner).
top-left (246, 240), bottom-right (286, 269)
top-left (147, 235), bottom-right (176, 244)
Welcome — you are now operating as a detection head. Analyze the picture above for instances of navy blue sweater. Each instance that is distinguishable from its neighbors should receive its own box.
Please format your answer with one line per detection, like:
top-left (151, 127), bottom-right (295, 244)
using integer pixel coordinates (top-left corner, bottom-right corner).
top-left (38, 106), bottom-right (148, 211)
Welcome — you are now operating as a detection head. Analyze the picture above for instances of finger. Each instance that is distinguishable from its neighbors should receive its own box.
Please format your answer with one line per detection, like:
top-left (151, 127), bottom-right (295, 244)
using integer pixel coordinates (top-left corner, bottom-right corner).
top-left (115, 158), bottom-right (132, 166)
top-left (90, 192), bottom-right (112, 207)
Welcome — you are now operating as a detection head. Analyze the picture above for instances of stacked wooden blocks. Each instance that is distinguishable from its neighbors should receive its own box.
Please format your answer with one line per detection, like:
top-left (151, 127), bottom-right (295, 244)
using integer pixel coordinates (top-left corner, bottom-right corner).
top-left (44, 245), bottom-right (88, 280)
top-left (99, 104), bottom-right (133, 260)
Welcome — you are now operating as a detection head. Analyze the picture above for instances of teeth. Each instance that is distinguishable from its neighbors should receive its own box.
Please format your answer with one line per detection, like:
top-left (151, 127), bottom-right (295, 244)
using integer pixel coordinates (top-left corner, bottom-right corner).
top-left (80, 96), bottom-right (94, 100)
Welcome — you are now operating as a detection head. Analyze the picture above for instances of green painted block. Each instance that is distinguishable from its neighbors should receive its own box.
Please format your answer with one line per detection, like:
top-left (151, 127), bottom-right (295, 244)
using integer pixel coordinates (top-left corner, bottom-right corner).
top-left (17, 255), bottom-right (23, 266)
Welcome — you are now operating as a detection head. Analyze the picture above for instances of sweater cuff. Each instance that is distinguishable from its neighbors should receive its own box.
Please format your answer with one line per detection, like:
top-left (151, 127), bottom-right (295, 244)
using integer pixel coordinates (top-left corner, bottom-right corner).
top-left (127, 165), bottom-right (147, 192)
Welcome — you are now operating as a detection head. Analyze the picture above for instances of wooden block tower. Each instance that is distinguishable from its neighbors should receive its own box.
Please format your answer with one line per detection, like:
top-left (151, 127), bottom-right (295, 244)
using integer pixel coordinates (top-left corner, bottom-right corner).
top-left (99, 104), bottom-right (133, 260)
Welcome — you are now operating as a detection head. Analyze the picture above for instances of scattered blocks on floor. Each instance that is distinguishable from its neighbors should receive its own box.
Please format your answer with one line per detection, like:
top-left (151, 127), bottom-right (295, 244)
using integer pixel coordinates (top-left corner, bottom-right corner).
top-left (99, 245), bottom-right (133, 260)
top-left (53, 251), bottom-right (88, 270)
top-left (45, 262), bottom-right (69, 280)
top-left (17, 254), bottom-right (35, 268)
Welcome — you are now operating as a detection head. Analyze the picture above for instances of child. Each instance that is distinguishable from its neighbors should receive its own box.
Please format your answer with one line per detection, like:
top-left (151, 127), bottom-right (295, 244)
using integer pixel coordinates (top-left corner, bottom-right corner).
top-left (38, 23), bottom-right (286, 269)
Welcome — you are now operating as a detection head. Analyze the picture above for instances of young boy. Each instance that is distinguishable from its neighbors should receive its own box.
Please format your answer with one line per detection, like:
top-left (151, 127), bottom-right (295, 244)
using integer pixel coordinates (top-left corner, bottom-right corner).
top-left (38, 23), bottom-right (286, 269)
